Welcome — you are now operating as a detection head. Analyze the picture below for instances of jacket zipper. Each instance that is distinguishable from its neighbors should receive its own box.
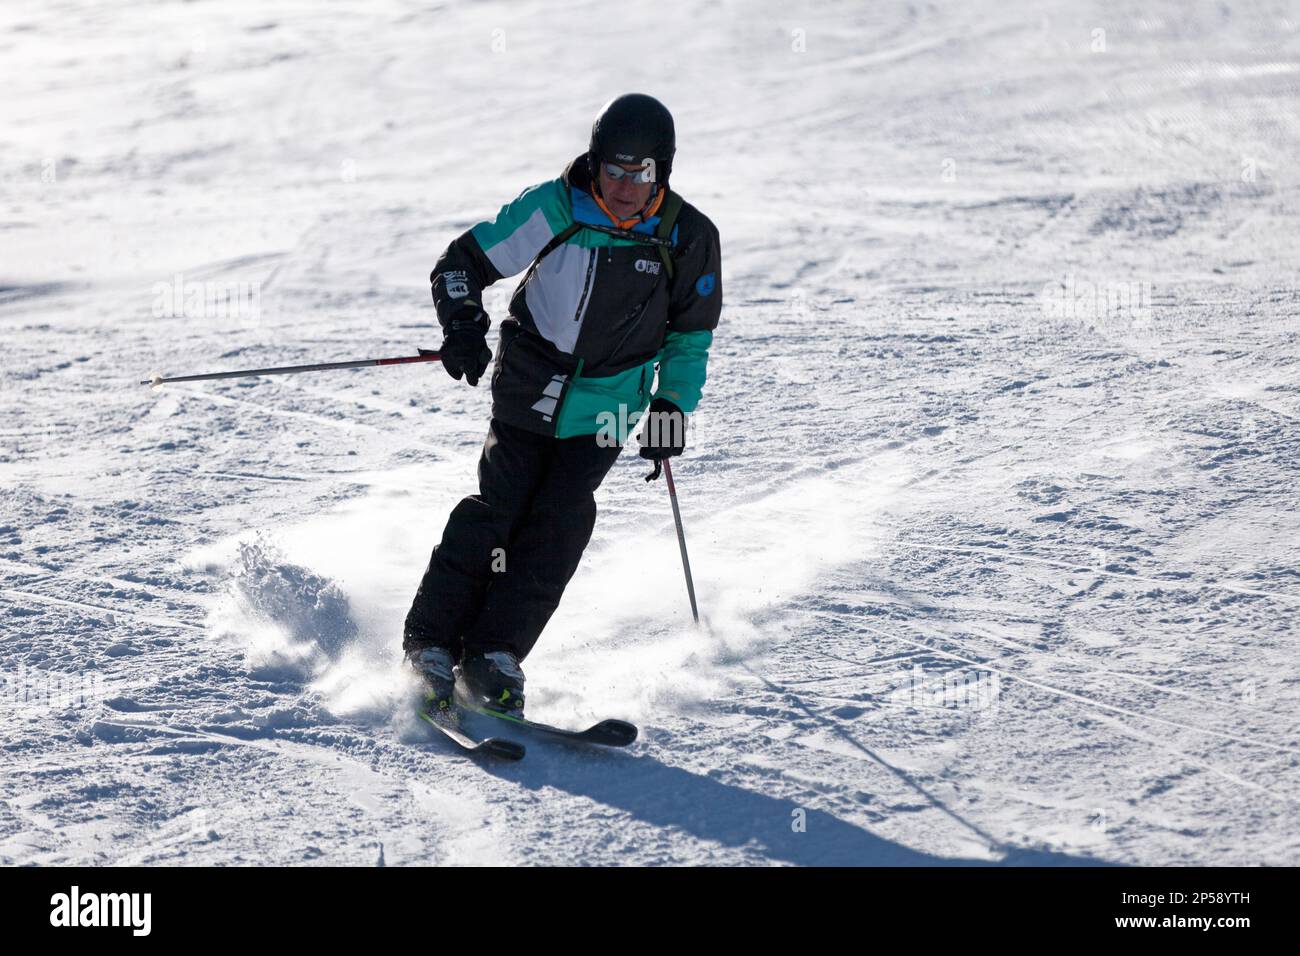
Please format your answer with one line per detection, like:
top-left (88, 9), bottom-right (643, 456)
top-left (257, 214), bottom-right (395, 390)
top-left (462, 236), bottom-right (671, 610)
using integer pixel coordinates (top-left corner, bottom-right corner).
top-left (553, 357), bottom-right (585, 430)
top-left (573, 247), bottom-right (597, 322)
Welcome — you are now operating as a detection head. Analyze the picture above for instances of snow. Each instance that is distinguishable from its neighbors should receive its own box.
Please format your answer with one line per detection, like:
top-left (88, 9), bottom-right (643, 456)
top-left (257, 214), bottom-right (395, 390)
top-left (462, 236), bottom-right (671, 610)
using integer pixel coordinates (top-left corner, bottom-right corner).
top-left (2, 0), bottom-right (1298, 865)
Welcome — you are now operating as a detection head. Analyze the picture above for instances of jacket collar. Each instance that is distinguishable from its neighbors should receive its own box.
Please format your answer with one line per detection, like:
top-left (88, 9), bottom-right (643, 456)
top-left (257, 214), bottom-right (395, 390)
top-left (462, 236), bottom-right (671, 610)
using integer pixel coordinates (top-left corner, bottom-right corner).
top-left (564, 152), bottom-right (665, 234)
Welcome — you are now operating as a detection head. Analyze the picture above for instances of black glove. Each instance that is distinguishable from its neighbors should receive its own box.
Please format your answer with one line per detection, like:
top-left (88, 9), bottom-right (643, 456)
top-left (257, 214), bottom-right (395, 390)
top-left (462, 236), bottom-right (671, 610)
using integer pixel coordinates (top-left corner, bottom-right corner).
top-left (438, 308), bottom-right (492, 386)
top-left (638, 397), bottom-right (686, 461)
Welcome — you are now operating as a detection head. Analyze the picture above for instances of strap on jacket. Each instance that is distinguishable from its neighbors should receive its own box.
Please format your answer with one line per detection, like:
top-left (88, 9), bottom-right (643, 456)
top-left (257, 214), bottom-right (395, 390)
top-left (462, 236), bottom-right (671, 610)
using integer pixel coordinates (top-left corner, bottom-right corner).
top-left (653, 190), bottom-right (684, 281)
top-left (524, 190), bottom-right (684, 280)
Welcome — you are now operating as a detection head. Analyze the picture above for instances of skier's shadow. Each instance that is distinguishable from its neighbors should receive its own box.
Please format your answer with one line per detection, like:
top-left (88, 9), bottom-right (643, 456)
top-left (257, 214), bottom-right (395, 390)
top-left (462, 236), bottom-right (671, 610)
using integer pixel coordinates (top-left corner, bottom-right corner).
top-left (478, 738), bottom-right (1107, 867)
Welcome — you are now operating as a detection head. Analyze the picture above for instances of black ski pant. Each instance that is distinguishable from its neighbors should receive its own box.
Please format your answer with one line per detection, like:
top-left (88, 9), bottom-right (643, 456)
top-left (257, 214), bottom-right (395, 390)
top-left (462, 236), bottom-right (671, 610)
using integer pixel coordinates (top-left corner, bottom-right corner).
top-left (404, 417), bottom-right (622, 662)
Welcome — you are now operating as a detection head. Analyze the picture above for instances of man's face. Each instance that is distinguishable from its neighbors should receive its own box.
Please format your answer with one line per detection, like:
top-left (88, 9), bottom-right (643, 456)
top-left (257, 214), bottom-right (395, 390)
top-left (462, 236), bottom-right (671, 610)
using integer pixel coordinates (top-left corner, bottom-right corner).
top-left (597, 161), bottom-right (656, 220)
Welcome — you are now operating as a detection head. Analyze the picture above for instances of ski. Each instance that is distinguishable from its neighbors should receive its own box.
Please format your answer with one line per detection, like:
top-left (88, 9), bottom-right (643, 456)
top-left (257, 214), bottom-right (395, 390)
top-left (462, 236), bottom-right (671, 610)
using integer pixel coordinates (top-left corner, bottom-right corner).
top-left (454, 686), bottom-right (637, 748)
top-left (417, 705), bottom-right (525, 760)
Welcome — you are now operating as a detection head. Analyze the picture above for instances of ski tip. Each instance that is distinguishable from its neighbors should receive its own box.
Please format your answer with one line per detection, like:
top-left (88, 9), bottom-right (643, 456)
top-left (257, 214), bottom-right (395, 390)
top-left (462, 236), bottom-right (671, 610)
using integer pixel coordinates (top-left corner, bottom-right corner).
top-left (593, 719), bottom-right (638, 746)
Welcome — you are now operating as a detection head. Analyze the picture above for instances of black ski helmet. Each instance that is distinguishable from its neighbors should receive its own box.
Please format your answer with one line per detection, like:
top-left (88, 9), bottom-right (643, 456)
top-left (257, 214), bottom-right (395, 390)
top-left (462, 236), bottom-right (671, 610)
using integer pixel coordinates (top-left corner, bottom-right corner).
top-left (588, 93), bottom-right (676, 188)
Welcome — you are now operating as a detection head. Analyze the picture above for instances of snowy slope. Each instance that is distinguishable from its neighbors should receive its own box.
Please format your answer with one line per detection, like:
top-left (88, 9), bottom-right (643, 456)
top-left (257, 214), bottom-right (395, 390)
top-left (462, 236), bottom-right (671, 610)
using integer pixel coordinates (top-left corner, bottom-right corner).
top-left (1, 0), bottom-right (1298, 865)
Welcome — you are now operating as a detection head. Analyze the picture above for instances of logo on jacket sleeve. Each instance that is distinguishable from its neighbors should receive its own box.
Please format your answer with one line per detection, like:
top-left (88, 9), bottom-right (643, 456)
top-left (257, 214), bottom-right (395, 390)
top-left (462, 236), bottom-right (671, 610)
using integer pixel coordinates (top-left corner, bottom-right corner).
top-left (695, 272), bottom-right (716, 296)
top-left (443, 270), bottom-right (469, 298)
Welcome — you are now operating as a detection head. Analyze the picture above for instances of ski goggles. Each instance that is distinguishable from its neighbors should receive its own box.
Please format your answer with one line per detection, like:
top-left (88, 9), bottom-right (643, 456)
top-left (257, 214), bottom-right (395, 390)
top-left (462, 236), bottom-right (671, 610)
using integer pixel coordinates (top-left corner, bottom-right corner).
top-left (601, 161), bottom-right (658, 184)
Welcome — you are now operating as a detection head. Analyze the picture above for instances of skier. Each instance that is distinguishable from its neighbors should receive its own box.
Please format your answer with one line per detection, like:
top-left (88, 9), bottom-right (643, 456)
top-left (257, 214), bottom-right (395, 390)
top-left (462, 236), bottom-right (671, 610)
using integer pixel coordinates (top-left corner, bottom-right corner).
top-left (403, 93), bottom-right (722, 719)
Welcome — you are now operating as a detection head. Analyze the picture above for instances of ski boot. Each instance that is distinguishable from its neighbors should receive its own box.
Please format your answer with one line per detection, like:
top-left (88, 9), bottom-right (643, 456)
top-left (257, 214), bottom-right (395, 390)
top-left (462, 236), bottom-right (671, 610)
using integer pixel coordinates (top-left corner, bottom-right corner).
top-left (457, 650), bottom-right (526, 715)
top-left (409, 645), bottom-right (458, 720)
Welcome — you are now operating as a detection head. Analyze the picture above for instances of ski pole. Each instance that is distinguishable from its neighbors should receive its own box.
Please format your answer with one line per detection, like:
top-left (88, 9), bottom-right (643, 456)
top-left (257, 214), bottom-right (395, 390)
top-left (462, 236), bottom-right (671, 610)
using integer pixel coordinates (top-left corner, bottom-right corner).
top-left (141, 349), bottom-right (441, 387)
top-left (662, 458), bottom-right (700, 624)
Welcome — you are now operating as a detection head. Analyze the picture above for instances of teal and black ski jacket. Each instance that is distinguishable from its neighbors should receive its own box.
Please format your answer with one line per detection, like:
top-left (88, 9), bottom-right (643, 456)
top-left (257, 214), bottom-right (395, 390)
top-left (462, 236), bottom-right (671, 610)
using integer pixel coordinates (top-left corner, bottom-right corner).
top-left (429, 153), bottom-right (722, 439)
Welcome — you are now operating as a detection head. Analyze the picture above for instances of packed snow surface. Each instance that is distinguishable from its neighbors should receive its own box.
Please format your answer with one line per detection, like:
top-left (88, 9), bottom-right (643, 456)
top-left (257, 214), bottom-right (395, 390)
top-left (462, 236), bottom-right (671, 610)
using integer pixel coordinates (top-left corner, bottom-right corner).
top-left (2, 0), bottom-right (1298, 865)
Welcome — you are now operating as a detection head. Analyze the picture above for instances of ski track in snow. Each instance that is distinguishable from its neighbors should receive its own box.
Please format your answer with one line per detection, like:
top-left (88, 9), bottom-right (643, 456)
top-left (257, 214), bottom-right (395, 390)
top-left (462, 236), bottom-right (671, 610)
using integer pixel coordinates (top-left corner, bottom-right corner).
top-left (1, 0), bottom-right (1298, 865)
